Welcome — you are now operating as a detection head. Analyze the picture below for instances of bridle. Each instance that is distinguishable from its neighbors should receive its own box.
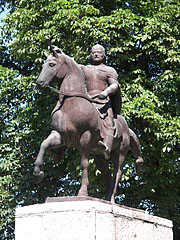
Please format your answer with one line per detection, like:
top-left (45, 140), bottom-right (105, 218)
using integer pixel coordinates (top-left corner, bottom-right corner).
top-left (48, 85), bottom-right (107, 104)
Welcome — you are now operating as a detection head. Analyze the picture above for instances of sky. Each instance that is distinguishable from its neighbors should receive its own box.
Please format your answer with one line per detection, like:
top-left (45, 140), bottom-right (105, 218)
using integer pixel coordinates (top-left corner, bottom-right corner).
top-left (0, 9), bottom-right (9, 26)
top-left (0, 9), bottom-right (9, 39)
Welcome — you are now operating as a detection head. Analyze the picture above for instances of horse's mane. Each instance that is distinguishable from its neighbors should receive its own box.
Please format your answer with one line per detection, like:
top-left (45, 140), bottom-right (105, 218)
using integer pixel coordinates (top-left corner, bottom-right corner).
top-left (59, 53), bottom-right (88, 91)
top-left (48, 52), bottom-right (80, 71)
top-left (61, 53), bottom-right (78, 68)
top-left (60, 53), bottom-right (84, 74)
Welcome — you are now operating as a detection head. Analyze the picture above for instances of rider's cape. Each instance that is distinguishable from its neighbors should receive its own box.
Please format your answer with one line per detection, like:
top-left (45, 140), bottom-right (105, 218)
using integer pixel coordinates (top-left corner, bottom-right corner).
top-left (110, 84), bottom-right (122, 114)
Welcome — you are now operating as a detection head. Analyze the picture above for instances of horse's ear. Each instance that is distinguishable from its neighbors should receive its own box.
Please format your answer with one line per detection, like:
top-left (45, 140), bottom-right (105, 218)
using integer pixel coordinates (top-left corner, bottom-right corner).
top-left (44, 52), bottom-right (49, 58)
top-left (52, 49), bottom-right (58, 58)
top-left (50, 44), bottom-right (63, 57)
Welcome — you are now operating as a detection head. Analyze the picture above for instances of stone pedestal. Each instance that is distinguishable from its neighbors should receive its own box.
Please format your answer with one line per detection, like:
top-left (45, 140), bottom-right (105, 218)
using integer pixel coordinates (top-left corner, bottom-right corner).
top-left (15, 197), bottom-right (173, 240)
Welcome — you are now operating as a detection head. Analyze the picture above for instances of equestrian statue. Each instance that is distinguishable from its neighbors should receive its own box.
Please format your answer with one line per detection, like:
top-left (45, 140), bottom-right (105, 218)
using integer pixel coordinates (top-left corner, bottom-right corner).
top-left (33, 44), bottom-right (143, 203)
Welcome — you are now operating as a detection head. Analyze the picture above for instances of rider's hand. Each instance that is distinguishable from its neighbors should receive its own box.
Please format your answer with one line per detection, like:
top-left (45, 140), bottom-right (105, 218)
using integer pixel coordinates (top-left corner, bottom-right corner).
top-left (99, 91), bottom-right (108, 99)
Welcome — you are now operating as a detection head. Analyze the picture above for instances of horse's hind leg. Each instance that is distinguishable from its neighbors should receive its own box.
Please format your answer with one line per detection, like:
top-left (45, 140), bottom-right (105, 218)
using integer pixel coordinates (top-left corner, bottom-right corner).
top-left (108, 136), bottom-right (130, 203)
top-left (106, 149), bottom-right (120, 202)
top-left (94, 155), bottom-right (112, 198)
top-left (33, 130), bottom-right (62, 182)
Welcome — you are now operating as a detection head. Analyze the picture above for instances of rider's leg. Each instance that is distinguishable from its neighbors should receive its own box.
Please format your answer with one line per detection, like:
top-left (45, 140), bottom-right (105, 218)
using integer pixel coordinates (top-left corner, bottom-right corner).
top-left (98, 111), bottom-right (114, 159)
top-left (98, 136), bottom-right (113, 160)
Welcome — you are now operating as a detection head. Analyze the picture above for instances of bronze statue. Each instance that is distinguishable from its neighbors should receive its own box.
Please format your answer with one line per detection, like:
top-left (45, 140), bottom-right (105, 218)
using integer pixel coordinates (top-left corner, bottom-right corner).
top-left (79, 44), bottom-right (121, 160)
top-left (33, 45), bottom-right (143, 203)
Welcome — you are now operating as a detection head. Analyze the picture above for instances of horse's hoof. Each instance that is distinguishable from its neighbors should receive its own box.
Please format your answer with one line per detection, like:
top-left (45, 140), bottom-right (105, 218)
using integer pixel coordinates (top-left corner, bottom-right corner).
top-left (110, 198), bottom-right (115, 204)
top-left (106, 195), bottom-right (111, 202)
top-left (78, 192), bottom-right (88, 197)
top-left (77, 188), bottom-right (88, 197)
top-left (33, 171), bottom-right (44, 184)
top-left (106, 196), bottom-right (115, 204)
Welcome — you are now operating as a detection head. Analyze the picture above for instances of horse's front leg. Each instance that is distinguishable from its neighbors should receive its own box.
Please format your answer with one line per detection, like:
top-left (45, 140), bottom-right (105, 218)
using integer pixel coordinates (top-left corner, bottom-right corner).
top-left (33, 130), bottom-right (62, 183)
top-left (78, 150), bottom-right (90, 197)
top-left (78, 131), bottom-right (91, 197)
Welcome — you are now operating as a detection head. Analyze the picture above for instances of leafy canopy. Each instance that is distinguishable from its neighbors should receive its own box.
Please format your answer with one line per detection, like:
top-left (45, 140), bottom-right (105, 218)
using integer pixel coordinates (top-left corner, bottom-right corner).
top-left (0, 0), bottom-right (180, 239)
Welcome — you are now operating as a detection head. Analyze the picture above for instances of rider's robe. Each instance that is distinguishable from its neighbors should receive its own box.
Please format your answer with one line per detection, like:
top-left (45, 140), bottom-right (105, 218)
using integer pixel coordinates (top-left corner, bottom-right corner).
top-left (81, 64), bottom-right (122, 140)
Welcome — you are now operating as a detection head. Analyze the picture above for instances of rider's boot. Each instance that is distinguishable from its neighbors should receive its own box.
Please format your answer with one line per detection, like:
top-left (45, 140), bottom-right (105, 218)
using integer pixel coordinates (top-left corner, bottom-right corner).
top-left (98, 137), bottom-right (113, 160)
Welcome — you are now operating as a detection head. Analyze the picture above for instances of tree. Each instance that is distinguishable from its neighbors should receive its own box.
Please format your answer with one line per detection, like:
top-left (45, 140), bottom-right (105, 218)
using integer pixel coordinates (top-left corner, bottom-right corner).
top-left (0, 0), bottom-right (180, 239)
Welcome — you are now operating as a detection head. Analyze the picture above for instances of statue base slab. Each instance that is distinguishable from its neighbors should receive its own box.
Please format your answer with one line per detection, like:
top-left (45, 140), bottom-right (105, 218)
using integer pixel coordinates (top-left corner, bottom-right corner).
top-left (15, 196), bottom-right (173, 240)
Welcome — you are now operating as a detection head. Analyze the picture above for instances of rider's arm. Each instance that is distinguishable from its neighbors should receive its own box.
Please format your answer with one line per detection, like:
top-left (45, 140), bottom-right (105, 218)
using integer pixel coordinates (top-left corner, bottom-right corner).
top-left (78, 64), bottom-right (84, 69)
top-left (99, 68), bottom-right (119, 99)
top-left (79, 64), bottom-right (86, 73)
top-left (78, 64), bottom-right (86, 80)
top-left (99, 82), bottom-right (118, 98)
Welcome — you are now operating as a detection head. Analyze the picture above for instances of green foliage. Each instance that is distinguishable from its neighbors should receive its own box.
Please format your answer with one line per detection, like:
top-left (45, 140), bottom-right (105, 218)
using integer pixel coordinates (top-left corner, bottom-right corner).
top-left (0, 0), bottom-right (180, 239)
top-left (0, 66), bottom-right (83, 239)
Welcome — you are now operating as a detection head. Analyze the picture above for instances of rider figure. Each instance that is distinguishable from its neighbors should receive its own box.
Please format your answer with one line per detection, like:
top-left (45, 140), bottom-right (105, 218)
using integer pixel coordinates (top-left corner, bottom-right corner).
top-left (80, 44), bottom-right (121, 159)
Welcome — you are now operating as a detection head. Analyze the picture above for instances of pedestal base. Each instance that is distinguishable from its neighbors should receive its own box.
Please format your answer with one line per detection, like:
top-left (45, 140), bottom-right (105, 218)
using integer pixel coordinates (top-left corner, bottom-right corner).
top-left (15, 197), bottom-right (173, 240)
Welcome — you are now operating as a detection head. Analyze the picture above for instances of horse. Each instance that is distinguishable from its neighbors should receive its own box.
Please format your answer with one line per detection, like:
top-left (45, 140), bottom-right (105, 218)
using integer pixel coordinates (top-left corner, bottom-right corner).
top-left (33, 46), bottom-right (143, 203)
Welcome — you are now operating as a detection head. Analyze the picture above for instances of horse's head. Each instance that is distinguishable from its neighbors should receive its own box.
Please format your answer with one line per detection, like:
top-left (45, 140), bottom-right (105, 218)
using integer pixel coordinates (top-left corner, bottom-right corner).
top-left (37, 48), bottom-right (67, 88)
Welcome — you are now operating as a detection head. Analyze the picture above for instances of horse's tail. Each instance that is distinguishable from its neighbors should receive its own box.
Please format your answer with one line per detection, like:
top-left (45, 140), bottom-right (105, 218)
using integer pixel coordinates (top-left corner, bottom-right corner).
top-left (129, 128), bottom-right (144, 176)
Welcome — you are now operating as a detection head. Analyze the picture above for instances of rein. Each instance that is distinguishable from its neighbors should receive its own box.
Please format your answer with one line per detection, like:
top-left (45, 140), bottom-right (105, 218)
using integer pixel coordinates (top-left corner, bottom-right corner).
top-left (48, 86), bottom-right (105, 104)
